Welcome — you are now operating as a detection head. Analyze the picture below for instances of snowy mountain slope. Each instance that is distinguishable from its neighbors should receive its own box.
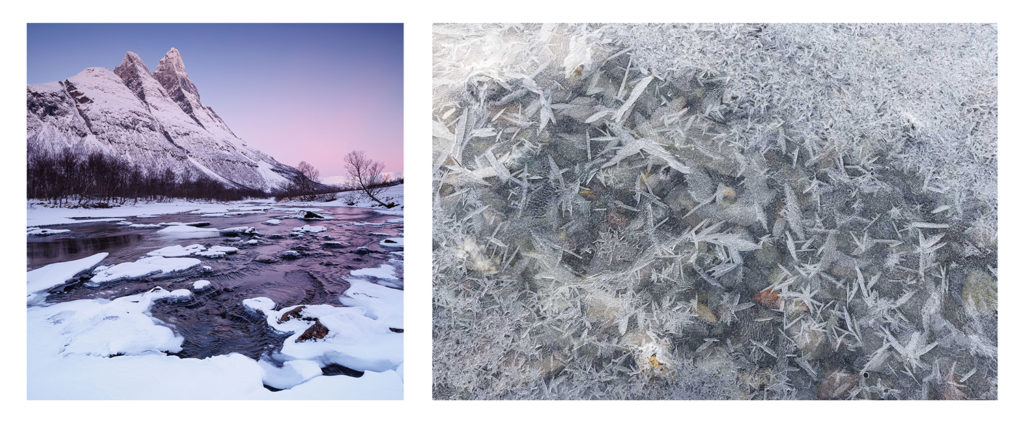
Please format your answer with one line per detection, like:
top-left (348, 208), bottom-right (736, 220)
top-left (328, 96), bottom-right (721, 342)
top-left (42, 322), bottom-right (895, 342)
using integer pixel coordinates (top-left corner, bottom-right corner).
top-left (27, 48), bottom-right (301, 191)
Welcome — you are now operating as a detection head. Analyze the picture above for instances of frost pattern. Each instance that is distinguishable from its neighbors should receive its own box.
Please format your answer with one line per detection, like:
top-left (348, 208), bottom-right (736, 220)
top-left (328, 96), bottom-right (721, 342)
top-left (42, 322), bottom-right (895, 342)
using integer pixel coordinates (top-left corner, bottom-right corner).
top-left (432, 23), bottom-right (996, 400)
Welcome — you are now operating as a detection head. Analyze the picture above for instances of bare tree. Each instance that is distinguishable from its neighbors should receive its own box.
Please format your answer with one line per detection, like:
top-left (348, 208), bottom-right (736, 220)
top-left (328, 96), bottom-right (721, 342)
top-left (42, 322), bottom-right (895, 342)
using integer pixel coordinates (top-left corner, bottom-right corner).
top-left (297, 161), bottom-right (320, 185)
top-left (295, 160), bottom-right (321, 195)
top-left (344, 151), bottom-right (395, 208)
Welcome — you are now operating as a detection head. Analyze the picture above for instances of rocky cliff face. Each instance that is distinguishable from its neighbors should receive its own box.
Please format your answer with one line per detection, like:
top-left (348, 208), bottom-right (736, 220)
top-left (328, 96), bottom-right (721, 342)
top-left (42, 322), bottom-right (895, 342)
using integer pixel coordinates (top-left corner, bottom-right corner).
top-left (27, 47), bottom-right (301, 191)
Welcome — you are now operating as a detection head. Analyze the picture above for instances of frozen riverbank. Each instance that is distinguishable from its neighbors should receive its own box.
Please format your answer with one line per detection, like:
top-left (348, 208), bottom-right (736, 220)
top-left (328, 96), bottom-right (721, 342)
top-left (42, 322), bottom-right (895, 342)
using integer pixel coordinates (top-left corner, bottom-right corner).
top-left (27, 186), bottom-right (404, 399)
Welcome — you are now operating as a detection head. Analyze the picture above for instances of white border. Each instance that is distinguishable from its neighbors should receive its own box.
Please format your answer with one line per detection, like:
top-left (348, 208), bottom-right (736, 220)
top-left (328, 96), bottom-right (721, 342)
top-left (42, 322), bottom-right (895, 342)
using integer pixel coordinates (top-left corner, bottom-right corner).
top-left (1, 0), bottom-right (1019, 422)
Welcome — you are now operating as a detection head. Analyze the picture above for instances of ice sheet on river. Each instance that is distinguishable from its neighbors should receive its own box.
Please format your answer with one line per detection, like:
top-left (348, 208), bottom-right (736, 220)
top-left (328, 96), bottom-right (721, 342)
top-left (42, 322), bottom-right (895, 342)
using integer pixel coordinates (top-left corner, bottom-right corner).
top-left (27, 252), bottom-right (108, 305)
top-left (90, 256), bottom-right (201, 284)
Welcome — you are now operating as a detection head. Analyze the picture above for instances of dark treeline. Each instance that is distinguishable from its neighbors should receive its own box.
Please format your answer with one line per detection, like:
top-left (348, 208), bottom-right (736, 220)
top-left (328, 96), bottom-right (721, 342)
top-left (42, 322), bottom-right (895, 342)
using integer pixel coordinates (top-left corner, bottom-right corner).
top-left (28, 146), bottom-right (267, 207)
top-left (274, 183), bottom-right (343, 202)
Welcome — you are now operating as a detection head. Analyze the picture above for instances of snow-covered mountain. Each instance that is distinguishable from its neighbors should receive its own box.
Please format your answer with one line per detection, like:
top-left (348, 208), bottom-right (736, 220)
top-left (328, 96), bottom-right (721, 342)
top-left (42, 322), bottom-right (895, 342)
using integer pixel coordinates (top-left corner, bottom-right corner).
top-left (27, 47), bottom-right (302, 192)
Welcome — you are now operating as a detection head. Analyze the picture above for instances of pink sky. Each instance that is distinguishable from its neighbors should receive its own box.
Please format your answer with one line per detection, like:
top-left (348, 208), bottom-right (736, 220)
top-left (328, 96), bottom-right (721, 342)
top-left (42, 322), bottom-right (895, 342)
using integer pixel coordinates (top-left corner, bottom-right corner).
top-left (29, 24), bottom-right (404, 179)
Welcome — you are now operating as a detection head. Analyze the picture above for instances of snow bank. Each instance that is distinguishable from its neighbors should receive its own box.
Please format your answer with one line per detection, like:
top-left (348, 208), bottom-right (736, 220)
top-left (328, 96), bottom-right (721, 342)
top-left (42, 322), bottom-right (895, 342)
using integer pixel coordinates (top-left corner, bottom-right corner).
top-left (27, 227), bottom-right (70, 236)
top-left (27, 252), bottom-right (109, 305)
top-left (91, 256), bottom-right (201, 284)
top-left (245, 296), bottom-right (403, 375)
top-left (156, 225), bottom-right (220, 239)
top-left (146, 244), bottom-right (237, 259)
top-left (341, 278), bottom-right (403, 330)
top-left (27, 287), bottom-right (400, 399)
top-left (219, 226), bottom-right (255, 236)
top-left (264, 369), bottom-right (402, 400)
top-left (259, 358), bottom-right (323, 390)
top-left (243, 297), bottom-right (275, 314)
top-left (201, 245), bottom-right (238, 257)
top-left (28, 287), bottom-right (185, 357)
top-left (147, 244), bottom-right (206, 257)
top-left (351, 263), bottom-right (399, 281)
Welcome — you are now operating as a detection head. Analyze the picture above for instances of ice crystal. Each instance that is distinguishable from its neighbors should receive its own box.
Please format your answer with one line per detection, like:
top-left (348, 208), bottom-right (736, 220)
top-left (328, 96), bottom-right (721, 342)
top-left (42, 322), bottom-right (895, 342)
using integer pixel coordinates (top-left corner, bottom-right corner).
top-left (432, 23), bottom-right (997, 400)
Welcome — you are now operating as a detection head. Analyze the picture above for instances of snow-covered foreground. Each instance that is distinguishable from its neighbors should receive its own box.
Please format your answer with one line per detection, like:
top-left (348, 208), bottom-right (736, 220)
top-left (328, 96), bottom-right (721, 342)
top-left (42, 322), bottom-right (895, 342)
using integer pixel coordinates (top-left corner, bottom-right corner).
top-left (27, 288), bottom-right (403, 399)
top-left (27, 188), bottom-right (403, 399)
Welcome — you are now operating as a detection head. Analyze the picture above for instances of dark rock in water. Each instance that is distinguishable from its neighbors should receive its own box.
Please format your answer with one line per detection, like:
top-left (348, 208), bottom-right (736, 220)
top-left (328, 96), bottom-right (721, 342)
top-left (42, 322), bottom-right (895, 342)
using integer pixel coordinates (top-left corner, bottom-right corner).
top-left (280, 250), bottom-right (301, 260)
top-left (278, 306), bottom-right (309, 324)
top-left (354, 247), bottom-right (371, 255)
top-left (296, 318), bottom-right (329, 342)
top-left (323, 241), bottom-right (345, 249)
top-left (300, 210), bottom-right (325, 220)
top-left (267, 234), bottom-right (284, 240)
top-left (322, 235), bottom-right (333, 240)
top-left (254, 255), bottom-right (279, 264)
top-left (186, 222), bottom-right (211, 228)
top-left (389, 327), bottom-right (404, 333)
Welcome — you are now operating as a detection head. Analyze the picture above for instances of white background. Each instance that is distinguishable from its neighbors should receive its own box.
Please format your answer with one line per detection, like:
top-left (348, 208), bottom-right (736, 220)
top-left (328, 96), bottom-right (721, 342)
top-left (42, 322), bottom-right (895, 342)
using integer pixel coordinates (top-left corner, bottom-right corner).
top-left (1, 0), bottom-right (1019, 421)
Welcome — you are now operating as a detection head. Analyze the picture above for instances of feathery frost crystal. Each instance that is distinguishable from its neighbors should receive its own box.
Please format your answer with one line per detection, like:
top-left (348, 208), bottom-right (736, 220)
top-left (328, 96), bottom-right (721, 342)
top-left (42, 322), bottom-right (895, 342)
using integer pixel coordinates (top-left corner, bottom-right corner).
top-left (432, 23), bottom-right (996, 400)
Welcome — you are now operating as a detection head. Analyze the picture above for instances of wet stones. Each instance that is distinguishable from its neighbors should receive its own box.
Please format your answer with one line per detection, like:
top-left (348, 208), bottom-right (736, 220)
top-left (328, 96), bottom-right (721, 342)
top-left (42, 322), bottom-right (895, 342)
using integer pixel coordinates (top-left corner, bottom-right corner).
top-left (691, 298), bottom-right (718, 324)
top-left (753, 287), bottom-right (781, 309)
top-left (278, 305), bottom-right (307, 324)
top-left (254, 255), bottom-right (280, 264)
top-left (298, 210), bottom-right (325, 220)
top-left (323, 241), bottom-right (345, 249)
top-left (192, 280), bottom-right (212, 291)
top-left (354, 247), bottom-right (372, 255)
top-left (817, 370), bottom-right (858, 400)
top-left (963, 268), bottom-right (997, 317)
top-left (219, 227), bottom-right (256, 237)
top-left (296, 319), bottom-right (329, 342)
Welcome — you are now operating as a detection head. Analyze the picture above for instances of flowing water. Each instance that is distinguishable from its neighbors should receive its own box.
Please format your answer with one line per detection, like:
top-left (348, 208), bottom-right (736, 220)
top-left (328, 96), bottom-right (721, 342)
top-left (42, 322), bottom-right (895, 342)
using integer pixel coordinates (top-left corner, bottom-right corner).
top-left (27, 204), bottom-right (404, 361)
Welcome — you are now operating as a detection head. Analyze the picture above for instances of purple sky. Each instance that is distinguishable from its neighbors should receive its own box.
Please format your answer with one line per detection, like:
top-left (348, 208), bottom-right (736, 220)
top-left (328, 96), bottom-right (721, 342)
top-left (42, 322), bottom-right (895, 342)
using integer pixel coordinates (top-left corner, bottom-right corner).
top-left (28, 23), bottom-right (403, 178)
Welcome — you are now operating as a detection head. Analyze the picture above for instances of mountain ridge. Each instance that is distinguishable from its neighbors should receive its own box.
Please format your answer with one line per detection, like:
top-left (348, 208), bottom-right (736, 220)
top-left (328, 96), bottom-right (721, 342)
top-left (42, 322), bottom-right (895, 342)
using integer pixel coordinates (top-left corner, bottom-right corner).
top-left (28, 47), bottom-right (301, 192)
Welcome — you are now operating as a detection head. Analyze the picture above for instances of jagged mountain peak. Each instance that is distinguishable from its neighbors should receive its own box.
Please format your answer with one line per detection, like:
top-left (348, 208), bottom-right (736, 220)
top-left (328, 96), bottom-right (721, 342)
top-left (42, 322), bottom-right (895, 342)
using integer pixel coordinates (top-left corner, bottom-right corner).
top-left (28, 48), bottom-right (303, 192)
top-left (156, 47), bottom-right (187, 75)
top-left (120, 51), bottom-right (149, 71)
top-left (114, 52), bottom-right (154, 104)
top-left (154, 47), bottom-right (199, 100)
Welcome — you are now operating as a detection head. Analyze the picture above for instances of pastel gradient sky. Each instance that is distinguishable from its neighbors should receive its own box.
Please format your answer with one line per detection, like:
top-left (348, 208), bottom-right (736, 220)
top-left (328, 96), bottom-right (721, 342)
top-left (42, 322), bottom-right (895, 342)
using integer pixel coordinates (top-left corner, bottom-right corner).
top-left (28, 23), bottom-right (403, 178)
